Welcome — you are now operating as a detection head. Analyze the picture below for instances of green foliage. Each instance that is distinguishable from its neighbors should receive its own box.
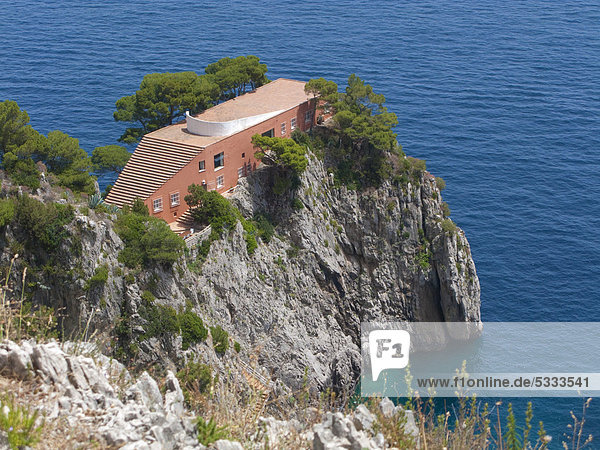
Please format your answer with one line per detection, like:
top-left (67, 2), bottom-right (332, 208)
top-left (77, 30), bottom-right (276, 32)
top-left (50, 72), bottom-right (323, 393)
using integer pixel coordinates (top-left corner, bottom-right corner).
top-left (131, 197), bottom-right (149, 216)
top-left (179, 309), bottom-right (208, 350)
top-left (442, 201), bottom-right (451, 218)
top-left (88, 193), bottom-right (103, 209)
top-left (18, 302), bottom-right (59, 340)
top-left (177, 362), bottom-right (213, 402)
top-left (14, 195), bottom-right (74, 252)
top-left (305, 78), bottom-right (339, 109)
top-left (114, 71), bottom-right (220, 143)
top-left (292, 197), bottom-right (304, 210)
top-left (435, 176), bottom-right (446, 191)
top-left (234, 341), bottom-right (241, 353)
top-left (84, 264), bottom-right (109, 290)
top-left (309, 75), bottom-right (401, 188)
top-left (0, 100), bottom-right (40, 156)
top-left (138, 293), bottom-right (179, 340)
top-left (251, 134), bottom-right (308, 176)
top-left (2, 152), bottom-right (40, 189)
top-left (441, 218), bottom-right (457, 234)
top-left (0, 101), bottom-right (94, 193)
top-left (252, 213), bottom-right (275, 243)
top-left (210, 325), bottom-right (229, 355)
top-left (114, 211), bottom-right (184, 268)
top-left (0, 199), bottom-right (15, 227)
top-left (0, 394), bottom-right (44, 449)
top-left (185, 184), bottom-right (258, 257)
top-left (92, 144), bottom-right (131, 174)
top-left (196, 416), bottom-right (228, 446)
top-left (205, 55), bottom-right (268, 100)
top-left (40, 130), bottom-right (96, 194)
top-left (185, 185), bottom-right (239, 232)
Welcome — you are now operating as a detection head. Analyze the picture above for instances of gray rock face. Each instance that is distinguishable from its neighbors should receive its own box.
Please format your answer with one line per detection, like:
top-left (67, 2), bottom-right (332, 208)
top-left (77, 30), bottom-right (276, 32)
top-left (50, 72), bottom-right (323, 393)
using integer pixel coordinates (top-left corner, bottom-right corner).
top-left (6, 151), bottom-right (480, 396)
top-left (0, 340), bottom-right (201, 449)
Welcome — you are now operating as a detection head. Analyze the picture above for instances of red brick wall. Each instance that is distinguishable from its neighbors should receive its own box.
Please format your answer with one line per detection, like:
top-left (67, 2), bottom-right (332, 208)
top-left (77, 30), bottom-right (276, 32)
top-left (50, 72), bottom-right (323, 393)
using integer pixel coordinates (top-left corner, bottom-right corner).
top-left (146, 100), bottom-right (315, 223)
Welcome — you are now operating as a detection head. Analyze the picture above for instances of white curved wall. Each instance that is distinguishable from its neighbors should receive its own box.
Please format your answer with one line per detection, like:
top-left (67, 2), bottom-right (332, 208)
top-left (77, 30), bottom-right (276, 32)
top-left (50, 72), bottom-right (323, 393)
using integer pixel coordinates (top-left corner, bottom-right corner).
top-left (186, 110), bottom-right (285, 137)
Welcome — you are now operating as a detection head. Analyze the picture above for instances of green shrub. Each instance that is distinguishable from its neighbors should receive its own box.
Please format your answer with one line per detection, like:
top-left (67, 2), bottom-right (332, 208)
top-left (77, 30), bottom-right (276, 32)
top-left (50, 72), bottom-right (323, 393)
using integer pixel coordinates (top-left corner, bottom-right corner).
top-left (252, 213), bottom-right (275, 243)
top-left (417, 249), bottom-right (431, 270)
top-left (210, 325), bottom-right (229, 355)
top-left (441, 218), bottom-right (457, 234)
top-left (0, 394), bottom-right (44, 448)
top-left (131, 197), bottom-right (149, 216)
top-left (138, 293), bottom-right (179, 340)
top-left (84, 264), bottom-right (109, 290)
top-left (441, 202), bottom-right (451, 218)
top-left (115, 212), bottom-right (185, 268)
top-left (234, 341), bottom-right (241, 353)
top-left (185, 185), bottom-right (260, 258)
top-left (196, 417), bottom-right (228, 446)
top-left (14, 195), bottom-right (74, 252)
top-left (3, 152), bottom-right (41, 190)
top-left (435, 177), bottom-right (446, 191)
top-left (0, 199), bottom-right (15, 227)
top-left (177, 361), bottom-right (212, 402)
top-left (179, 310), bottom-right (208, 350)
top-left (292, 197), bottom-right (304, 210)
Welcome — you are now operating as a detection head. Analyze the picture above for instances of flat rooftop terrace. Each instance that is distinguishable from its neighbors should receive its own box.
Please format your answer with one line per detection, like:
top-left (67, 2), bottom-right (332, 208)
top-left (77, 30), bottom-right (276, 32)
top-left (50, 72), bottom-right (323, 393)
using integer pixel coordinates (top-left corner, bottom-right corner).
top-left (146, 78), bottom-right (310, 148)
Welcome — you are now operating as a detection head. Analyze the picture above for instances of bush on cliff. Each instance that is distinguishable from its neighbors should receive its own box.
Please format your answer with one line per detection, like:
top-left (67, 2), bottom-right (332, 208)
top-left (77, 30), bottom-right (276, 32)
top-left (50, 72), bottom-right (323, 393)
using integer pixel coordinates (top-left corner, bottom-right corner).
top-left (185, 184), bottom-right (258, 256)
top-left (14, 195), bottom-right (75, 252)
top-left (114, 209), bottom-right (184, 268)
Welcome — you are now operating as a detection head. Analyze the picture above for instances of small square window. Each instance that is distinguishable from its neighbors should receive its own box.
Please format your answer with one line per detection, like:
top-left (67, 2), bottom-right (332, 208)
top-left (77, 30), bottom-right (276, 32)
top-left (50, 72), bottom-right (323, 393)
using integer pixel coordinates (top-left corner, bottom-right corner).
top-left (153, 198), bottom-right (163, 212)
top-left (291, 117), bottom-right (297, 130)
top-left (261, 128), bottom-right (274, 138)
top-left (305, 110), bottom-right (314, 123)
top-left (281, 122), bottom-right (286, 135)
top-left (216, 175), bottom-right (224, 188)
top-left (170, 192), bottom-right (180, 206)
top-left (214, 152), bottom-right (224, 169)
top-left (199, 160), bottom-right (205, 172)
top-left (242, 152), bottom-right (245, 158)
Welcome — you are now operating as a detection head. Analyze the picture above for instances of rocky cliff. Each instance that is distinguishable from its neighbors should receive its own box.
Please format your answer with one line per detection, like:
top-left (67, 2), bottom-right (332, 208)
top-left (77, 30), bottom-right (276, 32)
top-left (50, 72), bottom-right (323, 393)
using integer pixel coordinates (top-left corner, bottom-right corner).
top-left (0, 150), bottom-right (480, 395)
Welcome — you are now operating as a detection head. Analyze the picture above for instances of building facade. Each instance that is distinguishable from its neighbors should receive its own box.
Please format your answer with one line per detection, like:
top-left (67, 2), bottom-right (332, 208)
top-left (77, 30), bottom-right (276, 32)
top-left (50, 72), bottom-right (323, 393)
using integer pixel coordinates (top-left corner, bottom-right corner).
top-left (105, 79), bottom-right (316, 227)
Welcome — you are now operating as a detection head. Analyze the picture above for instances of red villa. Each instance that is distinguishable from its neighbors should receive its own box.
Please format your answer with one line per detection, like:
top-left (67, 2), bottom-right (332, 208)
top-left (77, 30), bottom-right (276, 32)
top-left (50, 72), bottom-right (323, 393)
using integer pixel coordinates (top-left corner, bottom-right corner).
top-left (105, 78), bottom-right (316, 232)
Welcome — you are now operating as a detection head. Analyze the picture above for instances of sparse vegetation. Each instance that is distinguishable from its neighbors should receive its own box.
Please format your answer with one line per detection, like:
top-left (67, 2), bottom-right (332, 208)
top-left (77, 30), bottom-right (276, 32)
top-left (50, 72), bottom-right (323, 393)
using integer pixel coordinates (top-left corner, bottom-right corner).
top-left (196, 416), bottom-right (228, 446)
top-left (84, 264), bottom-right (109, 290)
top-left (177, 361), bottom-right (213, 405)
top-left (210, 325), bottom-right (229, 355)
top-left (179, 309), bottom-right (208, 350)
top-left (0, 393), bottom-right (44, 449)
top-left (441, 218), bottom-right (457, 234)
top-left (114, 207), bottom-right (184, 268)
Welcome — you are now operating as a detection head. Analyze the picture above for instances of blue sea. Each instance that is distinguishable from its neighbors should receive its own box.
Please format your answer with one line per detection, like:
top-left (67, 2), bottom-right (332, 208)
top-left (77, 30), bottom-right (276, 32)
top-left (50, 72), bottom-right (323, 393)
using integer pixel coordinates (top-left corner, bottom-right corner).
top-left (2, 0), bottom-right (599, 441)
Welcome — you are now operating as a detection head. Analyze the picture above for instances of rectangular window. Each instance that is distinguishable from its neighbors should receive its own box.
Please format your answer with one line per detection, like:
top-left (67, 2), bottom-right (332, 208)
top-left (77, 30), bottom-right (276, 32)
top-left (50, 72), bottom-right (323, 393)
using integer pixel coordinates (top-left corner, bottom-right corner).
top-left (153, 198), bottom-right (163, 212)
top-left (170, 192), bottom-right (180, 207)
top-left (281, 122), bottom-right (286, 135)
top-left (237, 167), bottom-right (243, 179)
top-left (261, 128), bottom-right (274, 138)
top-left (305, 110), bottom-right (314, 123)
top-left (290, 117), bottom-right (297, 130)
top-left (199, 160), bottom-right (205, 172)
top-left (216, 175), bottom-right (224, 188)
top-left (214, 152), bottom-right (224, 169)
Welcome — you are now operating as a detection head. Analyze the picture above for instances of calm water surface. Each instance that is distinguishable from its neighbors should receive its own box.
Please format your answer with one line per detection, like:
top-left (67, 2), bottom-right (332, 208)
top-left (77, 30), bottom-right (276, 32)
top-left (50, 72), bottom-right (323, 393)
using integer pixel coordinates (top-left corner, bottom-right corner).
top-left (2, 0), bottom-right (599, 438)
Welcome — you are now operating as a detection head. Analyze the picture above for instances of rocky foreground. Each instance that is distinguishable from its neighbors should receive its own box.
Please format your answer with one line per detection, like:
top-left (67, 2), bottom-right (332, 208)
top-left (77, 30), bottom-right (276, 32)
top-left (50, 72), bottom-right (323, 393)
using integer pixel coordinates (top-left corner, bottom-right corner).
top-left (0, 340), bottom-right (417, 449)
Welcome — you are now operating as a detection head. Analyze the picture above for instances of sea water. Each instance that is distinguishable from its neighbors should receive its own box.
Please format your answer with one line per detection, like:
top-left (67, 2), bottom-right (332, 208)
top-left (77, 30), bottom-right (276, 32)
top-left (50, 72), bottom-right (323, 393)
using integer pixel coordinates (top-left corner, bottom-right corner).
top-left (2, 0), bottom-right (599, 438)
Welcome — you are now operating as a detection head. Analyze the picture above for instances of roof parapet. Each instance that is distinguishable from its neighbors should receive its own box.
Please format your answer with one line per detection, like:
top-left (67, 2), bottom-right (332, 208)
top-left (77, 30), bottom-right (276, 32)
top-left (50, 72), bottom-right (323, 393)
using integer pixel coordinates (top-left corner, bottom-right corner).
top-left (185, 109), bottom-right (285, 137)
